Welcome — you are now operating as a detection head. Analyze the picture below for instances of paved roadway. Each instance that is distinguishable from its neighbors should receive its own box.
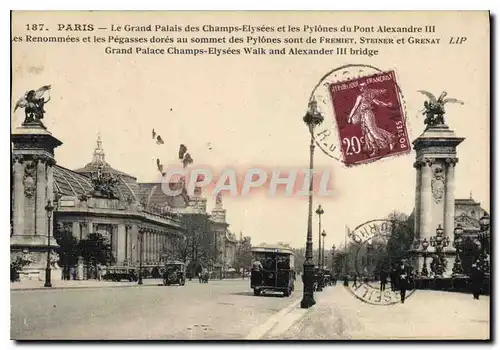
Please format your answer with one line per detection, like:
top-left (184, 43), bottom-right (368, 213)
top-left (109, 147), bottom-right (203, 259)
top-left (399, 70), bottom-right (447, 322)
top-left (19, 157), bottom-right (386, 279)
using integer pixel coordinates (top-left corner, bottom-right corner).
top-left (11, 279), bottom-right (301, 340)
top-left (11, 279), bottom-right (490, 340)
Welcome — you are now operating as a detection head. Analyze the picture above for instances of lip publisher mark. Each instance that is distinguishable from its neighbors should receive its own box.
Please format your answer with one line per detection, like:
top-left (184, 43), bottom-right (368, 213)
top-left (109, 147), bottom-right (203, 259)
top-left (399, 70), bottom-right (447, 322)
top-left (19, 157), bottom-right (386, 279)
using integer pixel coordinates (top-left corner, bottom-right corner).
top-left (345, 219), bottom-right (417, 306)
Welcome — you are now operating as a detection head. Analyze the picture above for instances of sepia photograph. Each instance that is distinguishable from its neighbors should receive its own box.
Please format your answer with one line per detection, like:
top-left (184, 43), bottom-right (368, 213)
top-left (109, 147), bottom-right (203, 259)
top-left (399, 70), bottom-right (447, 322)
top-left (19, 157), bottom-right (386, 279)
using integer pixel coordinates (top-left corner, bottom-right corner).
top-left (9, 10), bottom-right (491, 341)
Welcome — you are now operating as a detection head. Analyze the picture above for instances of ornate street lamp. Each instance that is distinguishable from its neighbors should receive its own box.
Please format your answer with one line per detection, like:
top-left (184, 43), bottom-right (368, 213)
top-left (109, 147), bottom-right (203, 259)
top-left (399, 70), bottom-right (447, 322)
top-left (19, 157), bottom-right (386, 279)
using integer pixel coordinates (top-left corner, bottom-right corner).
top-left (44, 200), bottom-right (55, 288)
top-left (315, 205), bottom-right (324, 267)
top-left (331, 244), bottom-right (336, 271)
top-left (479, 213), bottom-right (490, 231)
top-left (321, 230), bottom-right (327, 268)
top-left (452, 224), bottom-right (464, 275)
top-left (477, 213), bottom-right (490, 274)
top-left (421, 238), bottom-right (429, 277)
top-left (366, 242), bottom-right (374, 278)
top-left (138, 230), bottom-right (144, 285)
top-left (301, 97), bottom-right (324, 309)
top-left (220, 249), bottom-right (224, 280)
top-left (429, 224), bottom-right (449, 276)
top-left (478, 213), bottom-right (490, 253)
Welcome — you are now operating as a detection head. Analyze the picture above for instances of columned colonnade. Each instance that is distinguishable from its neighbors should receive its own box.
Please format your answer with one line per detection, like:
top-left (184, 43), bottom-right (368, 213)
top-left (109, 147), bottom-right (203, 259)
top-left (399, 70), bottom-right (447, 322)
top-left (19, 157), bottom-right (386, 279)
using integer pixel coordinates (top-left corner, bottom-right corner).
top-left (137, 226), bottom-right (177, 265)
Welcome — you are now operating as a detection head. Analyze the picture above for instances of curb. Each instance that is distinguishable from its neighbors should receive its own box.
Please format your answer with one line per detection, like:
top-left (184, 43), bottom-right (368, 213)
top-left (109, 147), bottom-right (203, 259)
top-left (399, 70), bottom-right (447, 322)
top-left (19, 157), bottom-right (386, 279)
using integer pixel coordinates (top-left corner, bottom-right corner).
top-left (11, 278), bottom-right (248, 292)
top-left (10, 283), bottom-right (162, 292)
top-left (245, 298), bottom-right (303, 340)
top-left (257, 287), bottom-right (337, 339)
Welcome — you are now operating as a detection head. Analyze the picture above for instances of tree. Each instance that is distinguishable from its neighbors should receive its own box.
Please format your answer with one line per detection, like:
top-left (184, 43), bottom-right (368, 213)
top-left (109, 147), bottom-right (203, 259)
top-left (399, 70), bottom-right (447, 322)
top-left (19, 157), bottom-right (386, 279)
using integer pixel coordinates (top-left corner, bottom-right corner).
top-left (291, 247), bottom-right (305, 273)
top-left (54, 223), bottom-right (80, 280)
top-left (10, 255), bottom-right (31, 282)
top-left (78, 232), bottom-right (115, 274)
top-left (385, 211), bottom-right (414, 266)
top-left (182, 213), bottom-right (212, 264)
top-left (234, 236), bottom-right (253, 271)
top-left (162, 236), bottom-right (190, 263)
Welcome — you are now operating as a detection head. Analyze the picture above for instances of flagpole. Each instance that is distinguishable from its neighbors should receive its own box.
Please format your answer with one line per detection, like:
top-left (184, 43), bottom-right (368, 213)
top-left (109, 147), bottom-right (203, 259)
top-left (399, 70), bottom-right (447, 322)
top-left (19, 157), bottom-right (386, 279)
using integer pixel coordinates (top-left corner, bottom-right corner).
top-left (344, 225), bottom-right (348, 275)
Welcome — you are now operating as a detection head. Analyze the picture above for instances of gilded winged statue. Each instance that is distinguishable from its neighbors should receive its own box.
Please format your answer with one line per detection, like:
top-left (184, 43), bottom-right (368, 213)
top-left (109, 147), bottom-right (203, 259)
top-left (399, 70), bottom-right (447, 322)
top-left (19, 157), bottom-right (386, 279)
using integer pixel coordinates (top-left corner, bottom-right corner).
top-left (418, 90), bottom-right (464, 127)
top-left (14, 85), bottom-right (52, 124)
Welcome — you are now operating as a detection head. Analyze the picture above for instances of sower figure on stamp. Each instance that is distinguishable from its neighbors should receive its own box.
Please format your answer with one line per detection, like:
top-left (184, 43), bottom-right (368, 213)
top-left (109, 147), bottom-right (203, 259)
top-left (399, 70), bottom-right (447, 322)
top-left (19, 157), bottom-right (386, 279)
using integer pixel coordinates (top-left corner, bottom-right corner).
top-left (347, 82), bottom-right (396, 157)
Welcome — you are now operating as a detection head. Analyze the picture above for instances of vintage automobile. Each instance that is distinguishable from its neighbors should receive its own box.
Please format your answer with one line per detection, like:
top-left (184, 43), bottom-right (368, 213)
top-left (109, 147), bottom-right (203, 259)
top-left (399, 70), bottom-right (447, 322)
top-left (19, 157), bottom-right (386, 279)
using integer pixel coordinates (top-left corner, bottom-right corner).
top-left (250, 245), bottom-right (296, 297)
top-left (103, 266), bottom-right (138, 282)
top-left (162, 261), bottom-right (186, 286)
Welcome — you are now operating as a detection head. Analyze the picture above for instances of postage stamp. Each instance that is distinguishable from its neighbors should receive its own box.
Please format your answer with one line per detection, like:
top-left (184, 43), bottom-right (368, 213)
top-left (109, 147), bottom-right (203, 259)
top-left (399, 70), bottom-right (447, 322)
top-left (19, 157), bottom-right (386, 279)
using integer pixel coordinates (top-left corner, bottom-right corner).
top-left (310, 65), bottom-right (410, 166)
top-left (344, 219), bottom-right (417, 306)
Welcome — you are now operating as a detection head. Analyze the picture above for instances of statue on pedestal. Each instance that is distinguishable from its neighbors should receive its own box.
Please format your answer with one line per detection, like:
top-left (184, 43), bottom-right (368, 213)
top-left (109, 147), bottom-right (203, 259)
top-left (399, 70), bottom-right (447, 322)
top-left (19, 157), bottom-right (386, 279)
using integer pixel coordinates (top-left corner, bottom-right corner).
top-left (418, 90), bottom-right (464, 127)
top-left (14, 85), bottom-right (52, 125)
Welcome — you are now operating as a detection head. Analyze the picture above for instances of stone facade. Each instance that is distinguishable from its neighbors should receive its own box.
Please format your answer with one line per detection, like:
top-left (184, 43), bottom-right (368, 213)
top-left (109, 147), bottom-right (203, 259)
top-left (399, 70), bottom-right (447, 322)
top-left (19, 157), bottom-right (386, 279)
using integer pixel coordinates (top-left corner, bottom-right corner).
top-left (411, 124), bottom-right (465, 277)
top-left (11, 122), bottom-right (62, 280)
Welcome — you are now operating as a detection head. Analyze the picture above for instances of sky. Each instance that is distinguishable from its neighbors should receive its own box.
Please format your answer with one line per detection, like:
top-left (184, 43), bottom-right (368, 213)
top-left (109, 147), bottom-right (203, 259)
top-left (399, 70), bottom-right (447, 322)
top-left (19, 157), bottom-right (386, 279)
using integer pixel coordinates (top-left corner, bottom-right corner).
top-left (11, 11), bottom-right (490, 249)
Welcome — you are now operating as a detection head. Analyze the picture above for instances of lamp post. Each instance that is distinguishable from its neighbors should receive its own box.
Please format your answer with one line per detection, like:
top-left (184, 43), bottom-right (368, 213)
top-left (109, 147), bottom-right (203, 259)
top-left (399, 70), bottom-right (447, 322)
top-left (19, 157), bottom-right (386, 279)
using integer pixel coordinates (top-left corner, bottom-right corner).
top-left (301, 97), bottom-right (324, 309)
top-left (44, 200), bottom-right (54, 288)
top-left (315, 205), bottom-right (324, 267)
top-left (452, 224), bottom-right (464, 275)
top-left (429, 224), bottom-right (450, 277)
top-left (138, 230), bottom-right (144, 285)
top-left (321, 230), bottom-right (327, 268)
top-left (331, 244), bottom-right (336, 271)
top-left (366, 242), bottom-right (373, 279)
top-left (476, 213), bottom-right (490, 273)
top-left (478, 213), bottom-right (490, 254)
top-left (220, 249), bottom-right (224, 280)
top-left (421, 238), bottom-right (429, 277)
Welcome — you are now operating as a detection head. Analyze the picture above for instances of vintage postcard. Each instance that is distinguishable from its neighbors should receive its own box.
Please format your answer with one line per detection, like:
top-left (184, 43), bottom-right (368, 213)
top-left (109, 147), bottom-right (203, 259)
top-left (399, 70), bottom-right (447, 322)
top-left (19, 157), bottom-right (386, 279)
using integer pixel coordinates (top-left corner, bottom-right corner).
top-left (10, 11), bottom-right (490, 341)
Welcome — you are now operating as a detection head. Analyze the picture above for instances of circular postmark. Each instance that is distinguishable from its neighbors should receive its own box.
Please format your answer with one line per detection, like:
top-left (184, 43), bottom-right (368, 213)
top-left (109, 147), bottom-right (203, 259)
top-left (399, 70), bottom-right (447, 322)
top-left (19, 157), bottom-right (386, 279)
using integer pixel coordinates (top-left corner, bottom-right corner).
top-left (309, 64), bottom-right (410, 167)
top-left (344, 219), bottom-right (417, 306)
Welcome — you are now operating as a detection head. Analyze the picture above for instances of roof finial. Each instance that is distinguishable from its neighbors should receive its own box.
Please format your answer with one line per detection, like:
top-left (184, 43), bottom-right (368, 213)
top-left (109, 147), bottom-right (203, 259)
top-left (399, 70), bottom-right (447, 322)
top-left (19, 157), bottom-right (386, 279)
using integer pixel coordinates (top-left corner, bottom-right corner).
top-left (92, 133), bottom-right (106, 164)
top-left (470, 190), bottom-right (473, 200)
top-left (215, 192), bottom-right (223, 208)
top-left (97, 132), bottom-right (102, 150)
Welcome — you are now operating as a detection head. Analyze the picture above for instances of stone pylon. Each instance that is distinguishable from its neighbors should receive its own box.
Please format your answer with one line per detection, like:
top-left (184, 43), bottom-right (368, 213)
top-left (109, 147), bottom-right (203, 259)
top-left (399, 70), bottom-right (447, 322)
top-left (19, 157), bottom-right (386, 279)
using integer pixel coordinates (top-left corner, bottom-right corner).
top-left (11, 120), bottom-right (62, 280)
top-left (411, 124), bottom-right (464, 277)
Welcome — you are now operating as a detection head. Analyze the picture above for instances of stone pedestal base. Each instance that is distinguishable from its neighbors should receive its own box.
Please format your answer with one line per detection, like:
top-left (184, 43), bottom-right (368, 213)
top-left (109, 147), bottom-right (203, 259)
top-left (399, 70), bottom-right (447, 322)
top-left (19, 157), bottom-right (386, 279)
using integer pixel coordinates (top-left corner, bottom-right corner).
top-left (11, 239), bottom-right (62, 282)
top-left (410, 248), bottom-right (459, 278)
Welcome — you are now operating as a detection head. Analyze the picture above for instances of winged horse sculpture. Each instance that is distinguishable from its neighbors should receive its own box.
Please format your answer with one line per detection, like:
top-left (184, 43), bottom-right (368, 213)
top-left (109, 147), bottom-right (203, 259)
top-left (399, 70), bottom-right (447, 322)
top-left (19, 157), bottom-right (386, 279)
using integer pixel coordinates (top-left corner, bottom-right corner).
top-left (417, 90), bottom-right (464, 127)
top-left (14, 85), bottom-right (51, 124)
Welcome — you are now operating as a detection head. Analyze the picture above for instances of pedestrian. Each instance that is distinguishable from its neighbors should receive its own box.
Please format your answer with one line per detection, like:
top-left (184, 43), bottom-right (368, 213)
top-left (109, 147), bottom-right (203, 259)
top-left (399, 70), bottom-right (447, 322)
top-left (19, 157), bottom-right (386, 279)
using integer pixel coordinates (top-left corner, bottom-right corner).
top-left (96, 265), bottom-right (102, 281)
top-left (380, 270), bottom-right (387, 291)
top-left (471, 259), bottom-right (484, 300)
top-left (390, 268), bottom-right (398, 291)
top-left (397, 259), bottom-right (411, 304)
top-left (343, 274), bottom-right (349, 287)
top-left (352, 274), bottom-right (358, 288)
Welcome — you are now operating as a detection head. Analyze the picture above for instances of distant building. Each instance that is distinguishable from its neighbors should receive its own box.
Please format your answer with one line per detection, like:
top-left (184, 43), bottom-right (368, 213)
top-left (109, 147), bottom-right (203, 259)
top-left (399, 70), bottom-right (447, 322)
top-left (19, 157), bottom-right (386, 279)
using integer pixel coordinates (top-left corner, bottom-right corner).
top-left (411, 193), bottom-right (489, 239)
